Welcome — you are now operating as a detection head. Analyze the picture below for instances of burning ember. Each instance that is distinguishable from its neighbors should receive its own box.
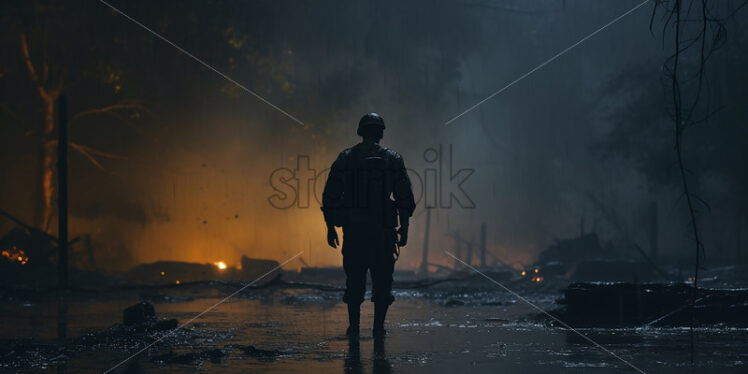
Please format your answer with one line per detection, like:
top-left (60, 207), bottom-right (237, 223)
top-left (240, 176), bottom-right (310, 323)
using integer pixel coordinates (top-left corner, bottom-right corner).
top-left (1, 245), bottom-right (28, 265)
top-left (520, 268), bottom-right (542, 282)
top-left (214, 261), bottom-right (227, 270)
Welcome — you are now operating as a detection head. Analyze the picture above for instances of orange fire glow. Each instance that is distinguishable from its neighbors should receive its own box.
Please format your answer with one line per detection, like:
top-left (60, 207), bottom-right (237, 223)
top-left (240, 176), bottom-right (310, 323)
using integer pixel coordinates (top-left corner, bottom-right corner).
top-left (1, 246), bottom-right (28, 265)
top-left (214, 261), bottom-right (227, 270)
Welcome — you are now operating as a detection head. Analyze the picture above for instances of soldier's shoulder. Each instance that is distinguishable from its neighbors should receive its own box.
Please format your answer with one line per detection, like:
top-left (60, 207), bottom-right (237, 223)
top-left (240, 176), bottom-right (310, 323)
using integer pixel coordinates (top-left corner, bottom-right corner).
top-left (380, 146), bottom-right (404, 162)
top-left (382, 147), bottom-right (403, 167)
top-left (338, 147), bottom-right (354, 159)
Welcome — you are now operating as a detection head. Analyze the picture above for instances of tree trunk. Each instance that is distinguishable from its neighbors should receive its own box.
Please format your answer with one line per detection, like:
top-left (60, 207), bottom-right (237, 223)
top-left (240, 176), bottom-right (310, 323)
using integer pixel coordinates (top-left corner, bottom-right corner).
top-left (40, 92), bottom-right (57, 232)
top-left (21, 32), bottom-right (61, 232)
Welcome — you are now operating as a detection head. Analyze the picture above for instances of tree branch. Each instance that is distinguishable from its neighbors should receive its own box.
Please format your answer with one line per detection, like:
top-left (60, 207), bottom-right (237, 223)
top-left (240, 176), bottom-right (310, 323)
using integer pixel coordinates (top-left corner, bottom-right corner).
top-left (19, 32), bottom-right (40, 87)
top-left (70, 142), bottom-right (126, 173)
top-left (73, 142), bottom-right (126, 160)
top-left (70, 143), bottom-right (107, 171)
top-left (71, 102), bottom-right (148, 123)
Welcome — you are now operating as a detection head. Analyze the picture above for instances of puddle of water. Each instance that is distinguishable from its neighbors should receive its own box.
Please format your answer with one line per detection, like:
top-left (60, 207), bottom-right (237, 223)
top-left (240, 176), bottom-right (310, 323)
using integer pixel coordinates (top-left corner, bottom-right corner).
top-left (0, 286), bottom-right (746, 373)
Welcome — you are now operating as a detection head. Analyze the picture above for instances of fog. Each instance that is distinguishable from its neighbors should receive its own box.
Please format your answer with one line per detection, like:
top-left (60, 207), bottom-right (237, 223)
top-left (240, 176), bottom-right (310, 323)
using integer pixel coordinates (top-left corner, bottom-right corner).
top-left (1, 0), bottom-right (746, 272)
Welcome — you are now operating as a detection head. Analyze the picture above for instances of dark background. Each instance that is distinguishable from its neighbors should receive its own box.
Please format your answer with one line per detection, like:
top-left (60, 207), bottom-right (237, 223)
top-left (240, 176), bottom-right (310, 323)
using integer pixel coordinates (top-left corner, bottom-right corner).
top-left (1, 0), bottom-right (746, 273)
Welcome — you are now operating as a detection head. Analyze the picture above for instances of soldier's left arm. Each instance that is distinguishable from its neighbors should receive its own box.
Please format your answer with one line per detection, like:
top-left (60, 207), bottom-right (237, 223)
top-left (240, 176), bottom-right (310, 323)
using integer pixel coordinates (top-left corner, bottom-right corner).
top-left (392, 154), bottom-right (416, 227)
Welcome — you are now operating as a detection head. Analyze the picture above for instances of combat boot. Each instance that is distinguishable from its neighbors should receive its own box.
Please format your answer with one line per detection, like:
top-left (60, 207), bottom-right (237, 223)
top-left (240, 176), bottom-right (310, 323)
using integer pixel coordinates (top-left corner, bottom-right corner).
top-left (346, 303), bottom-right (360, 338)
top-left (372, 302), bottom-right (388, 338)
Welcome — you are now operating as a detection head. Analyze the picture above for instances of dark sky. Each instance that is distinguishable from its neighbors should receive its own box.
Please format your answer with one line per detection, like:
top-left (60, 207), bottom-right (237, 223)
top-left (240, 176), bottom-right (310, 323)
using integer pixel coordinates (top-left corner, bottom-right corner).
top-left (1, 0), bottom-right (747, 271)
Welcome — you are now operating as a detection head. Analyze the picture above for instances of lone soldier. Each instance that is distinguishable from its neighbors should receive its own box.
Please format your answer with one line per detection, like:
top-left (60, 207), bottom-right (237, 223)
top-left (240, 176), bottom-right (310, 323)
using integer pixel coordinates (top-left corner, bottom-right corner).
top-left (321, 113), bottom-right (416, 339)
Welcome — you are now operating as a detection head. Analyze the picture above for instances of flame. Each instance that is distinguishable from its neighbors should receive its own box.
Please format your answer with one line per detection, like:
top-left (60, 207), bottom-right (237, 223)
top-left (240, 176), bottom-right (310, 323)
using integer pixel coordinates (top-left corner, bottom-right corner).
top-left (214, 261), bottom-right (227, 270)
top-left (531, 276), bottom-right (544, 283)
top-left (520, 270), bottom-right (526, 276)
top-left (2, 246), bottom-right (28, 265)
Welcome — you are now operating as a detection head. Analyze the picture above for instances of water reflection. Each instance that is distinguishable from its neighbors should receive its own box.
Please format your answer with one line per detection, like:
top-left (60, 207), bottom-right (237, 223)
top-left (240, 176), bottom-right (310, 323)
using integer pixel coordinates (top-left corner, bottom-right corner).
top-left (344, 338), bottom-right (362, 374)
top-left (372, 337), bottom-right (392, 374)
top-left (344, 337), bottom-right (392, 374)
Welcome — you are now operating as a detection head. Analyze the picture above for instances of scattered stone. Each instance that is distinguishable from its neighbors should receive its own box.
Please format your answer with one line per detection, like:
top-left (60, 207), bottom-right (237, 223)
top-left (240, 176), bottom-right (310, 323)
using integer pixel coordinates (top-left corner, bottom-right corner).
top-left (153, 319), bottom-right (179, 331)
top-left (121, 302), bottom-right (178, 331)
top-left (123, 302), bottom-right (155, 326)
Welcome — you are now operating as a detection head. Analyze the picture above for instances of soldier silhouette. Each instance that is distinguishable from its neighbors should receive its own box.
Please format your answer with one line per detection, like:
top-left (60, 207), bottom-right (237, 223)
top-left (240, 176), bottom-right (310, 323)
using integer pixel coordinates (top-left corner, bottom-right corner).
top-left (322, 113), bottom-right (415, 339)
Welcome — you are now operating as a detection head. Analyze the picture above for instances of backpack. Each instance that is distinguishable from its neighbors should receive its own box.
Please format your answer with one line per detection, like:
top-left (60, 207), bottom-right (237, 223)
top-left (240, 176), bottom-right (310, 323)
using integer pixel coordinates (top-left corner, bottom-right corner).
top-left (343, 144), bottom-right (397, 228)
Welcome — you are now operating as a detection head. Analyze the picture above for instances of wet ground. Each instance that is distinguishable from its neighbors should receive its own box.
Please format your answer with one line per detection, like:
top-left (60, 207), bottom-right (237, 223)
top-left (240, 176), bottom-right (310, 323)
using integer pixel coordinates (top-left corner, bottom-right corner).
top-left (0, 279), bottom-right (746, 373)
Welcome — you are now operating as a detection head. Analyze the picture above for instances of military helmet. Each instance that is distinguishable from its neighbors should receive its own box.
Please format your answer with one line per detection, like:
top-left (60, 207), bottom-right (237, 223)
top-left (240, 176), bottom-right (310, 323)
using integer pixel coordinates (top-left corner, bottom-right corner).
top-left (357, 113), bottom-right (385, 136)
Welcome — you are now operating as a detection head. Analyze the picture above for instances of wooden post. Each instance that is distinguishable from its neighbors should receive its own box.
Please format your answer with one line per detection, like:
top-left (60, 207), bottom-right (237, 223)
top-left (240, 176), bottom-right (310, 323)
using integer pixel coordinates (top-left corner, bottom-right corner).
top-left (419, 207), bottom-right (431, 275)
top-left (57, 95), bottom-right (68, 289)
top-left (480, 222), bottom-right (487, 267)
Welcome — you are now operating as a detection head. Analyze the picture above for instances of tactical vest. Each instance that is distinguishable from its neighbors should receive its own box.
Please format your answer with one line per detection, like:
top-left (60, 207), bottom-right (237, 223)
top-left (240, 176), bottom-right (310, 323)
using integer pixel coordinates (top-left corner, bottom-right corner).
top-left (342, 144), bottom-right (397, 228)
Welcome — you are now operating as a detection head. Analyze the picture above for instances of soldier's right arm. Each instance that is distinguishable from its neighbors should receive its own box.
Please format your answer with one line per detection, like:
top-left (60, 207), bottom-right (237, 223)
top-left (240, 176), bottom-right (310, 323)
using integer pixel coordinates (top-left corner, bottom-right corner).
top-left (321, 151), bottom-right (347, 228)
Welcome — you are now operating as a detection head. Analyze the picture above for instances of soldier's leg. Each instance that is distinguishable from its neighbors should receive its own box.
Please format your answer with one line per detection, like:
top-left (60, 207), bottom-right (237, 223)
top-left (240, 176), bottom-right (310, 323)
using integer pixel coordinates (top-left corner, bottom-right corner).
top-left (370, 232), bottom-right (396, 337)
top-left (343, 253), bottom-right (367, 337)
top-left (369, 256), bottom-right (395, 305)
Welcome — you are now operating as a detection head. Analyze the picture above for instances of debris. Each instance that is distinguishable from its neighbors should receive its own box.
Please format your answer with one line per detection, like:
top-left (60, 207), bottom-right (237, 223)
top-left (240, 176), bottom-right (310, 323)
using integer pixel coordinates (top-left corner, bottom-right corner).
top-left (537, 233), bottom-right (610, 266)
top-left (122, 302), bottom-right (178, 331)
top-left (239, 256), bottom-right (282, 281)
top-left (123, 302), bottom-right (156, 326)
top-left (554, 282), bottom-right (748, 327)
top-left (126, 257), bottom-right (281, 285)
top-left (153, 319), bottom-right (179, 331)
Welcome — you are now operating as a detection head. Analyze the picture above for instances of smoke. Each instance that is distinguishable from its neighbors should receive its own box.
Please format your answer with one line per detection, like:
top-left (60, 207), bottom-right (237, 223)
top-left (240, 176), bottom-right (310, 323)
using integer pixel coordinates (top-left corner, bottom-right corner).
top-left (2, 1), bottom-right (747, 272)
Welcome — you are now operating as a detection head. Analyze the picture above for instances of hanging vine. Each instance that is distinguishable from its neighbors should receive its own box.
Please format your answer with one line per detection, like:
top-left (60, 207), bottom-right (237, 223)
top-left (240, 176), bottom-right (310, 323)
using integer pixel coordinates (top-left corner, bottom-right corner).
top-left (651, 0), bottom-right (747, 289)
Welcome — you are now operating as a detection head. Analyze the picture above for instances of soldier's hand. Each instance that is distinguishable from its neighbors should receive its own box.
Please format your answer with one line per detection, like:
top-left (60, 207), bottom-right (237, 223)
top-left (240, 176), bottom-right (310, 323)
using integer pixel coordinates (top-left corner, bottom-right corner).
top-left (327, 226), bottom-right (340, 248)
top-left (397, 226), bottom-right (408, 247)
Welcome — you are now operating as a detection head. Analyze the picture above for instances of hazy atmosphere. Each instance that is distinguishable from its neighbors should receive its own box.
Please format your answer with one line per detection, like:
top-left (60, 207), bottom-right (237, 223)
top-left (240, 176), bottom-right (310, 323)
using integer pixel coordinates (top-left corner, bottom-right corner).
top-left (2, 1), bottom-right (748, 373)
top-left (3, 0), bottom-right (745, 272)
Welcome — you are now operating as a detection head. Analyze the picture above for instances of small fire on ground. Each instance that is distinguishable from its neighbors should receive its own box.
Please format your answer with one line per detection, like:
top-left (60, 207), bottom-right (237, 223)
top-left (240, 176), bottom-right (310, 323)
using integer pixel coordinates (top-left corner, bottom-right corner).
top-left (1, 246), bottom-right (28, 265)
top-left (520, 268), bottom-right (543, 282)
